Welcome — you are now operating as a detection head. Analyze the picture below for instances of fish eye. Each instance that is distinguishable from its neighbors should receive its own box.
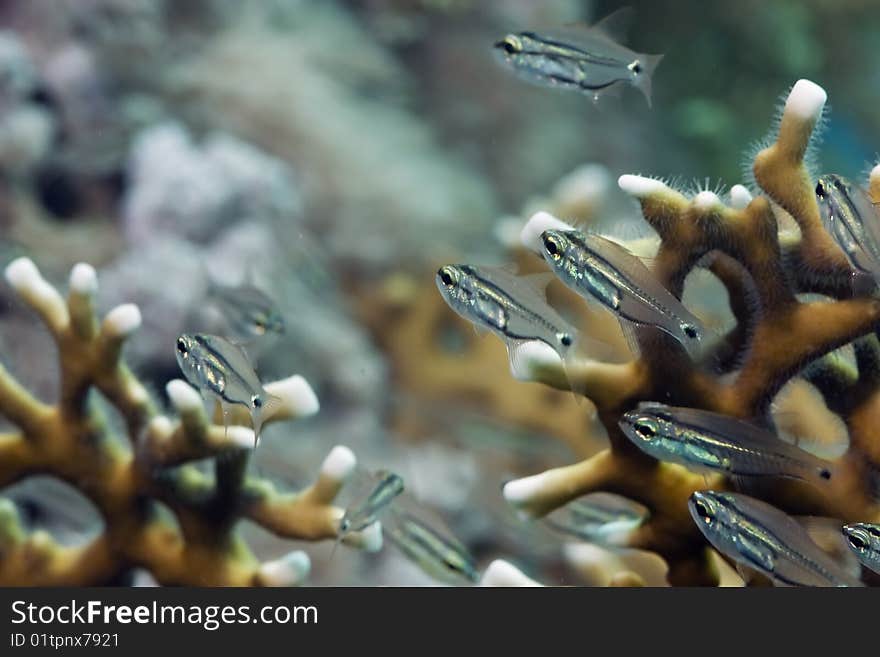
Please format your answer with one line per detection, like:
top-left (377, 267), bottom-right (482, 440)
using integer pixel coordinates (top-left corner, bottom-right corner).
top-left (438, 267), bottom-right (457, 287)
top-left (542, 233), bottom-right (563, 259)
top-left (683, 325), bottom-right (699, 339)
top-left (819, 468), bottom-right (831, 480)
top-left (815, 181), bottom-right (826, 198)
top-left (634, 419), bottom-right (657, 440)
top-left (496, 35), bottom-right (521, 54)
top-left (694, 499), bottom-right (713, 523)
top-left (252, 395), bottom-right (262, 408)
top-left (176, 338), bottom-right (188, 356)
top-left (560, 334), bottom-right (573, 347)
top-left (846, 531), bottom-right (868, 552)
top-left (629, 59), bottom-right (643, 75)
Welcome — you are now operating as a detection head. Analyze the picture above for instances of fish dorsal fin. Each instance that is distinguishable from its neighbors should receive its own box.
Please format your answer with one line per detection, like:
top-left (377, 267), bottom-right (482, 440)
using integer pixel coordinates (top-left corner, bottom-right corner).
top-left (772, 409), bottom-right (848, 460)
top-left (520, 272), bottom-right (556, 297)
top-left (559, 6), bottom-right (633, 44)
top-left (479, 265), bottom-right (553, 303)
top-left (589, 6), bottom-right (634, 43)
top-left (564, 7), bottom-right (635, 44)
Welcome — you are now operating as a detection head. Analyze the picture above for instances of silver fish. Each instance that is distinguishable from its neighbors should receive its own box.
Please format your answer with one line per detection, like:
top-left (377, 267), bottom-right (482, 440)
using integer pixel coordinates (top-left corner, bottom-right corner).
top-left (540, 229), bottom-right (704, 355)
top-left (339, 470), bottom-right (405, 535)
top-left (544, 492), bottom-right (647, 545)
top-left (385, 511), bottom-right (479, 585)
top-left (435, 264), bottom-right (579, 364)
top-left (842, 522), bottom-right (880, 574)
top-left (619, 404), bottom-right (837, 488)
top-left (494, 8), bottom-right (663, 106)
top-left (207, 281), bottom-right (285, 342)
top-left (816, 174), bottom-right (880, 281)
top-left (689, 491), bottom-right (863, 587)
top-left (175, 333), bottom-right (279, 445)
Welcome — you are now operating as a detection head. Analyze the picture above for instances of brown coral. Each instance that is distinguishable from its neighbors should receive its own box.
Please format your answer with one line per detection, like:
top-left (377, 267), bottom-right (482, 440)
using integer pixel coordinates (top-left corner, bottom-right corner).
top-left (0, 259), bottom-right (374, 586)
top-left (498, 80), bottom-right (880, 585)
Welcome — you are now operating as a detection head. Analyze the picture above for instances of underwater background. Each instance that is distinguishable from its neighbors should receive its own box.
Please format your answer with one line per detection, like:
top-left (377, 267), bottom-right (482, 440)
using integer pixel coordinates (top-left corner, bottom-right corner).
top-left (1, 0), bottom-right (879, 586)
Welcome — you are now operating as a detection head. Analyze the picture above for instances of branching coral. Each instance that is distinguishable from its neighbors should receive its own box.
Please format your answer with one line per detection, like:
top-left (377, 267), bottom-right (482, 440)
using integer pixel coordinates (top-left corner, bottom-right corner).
top-left (0, 258), bottom-right (379, 586)
top-left (499, 80), bottom-right (880, 585)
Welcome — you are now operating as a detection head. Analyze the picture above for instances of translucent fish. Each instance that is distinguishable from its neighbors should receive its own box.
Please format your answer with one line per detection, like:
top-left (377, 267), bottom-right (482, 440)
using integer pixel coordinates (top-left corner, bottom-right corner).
top-left (175, 333), bottom-right (280, 446)
top-left (815, 174), bottom-right (880, 286)
top-left (842, 522), bottom-right (880, 574)
top-left (619, 404), bottom-right (838, 489)
top-left (339, 470), bottom-right (404, 535)
top-left (689, 491), bottom-right (863, 587)
top-left (543, 492), bottom-right (648, 545)
top-left (384, 510), bottom-right (479, 585)
top-left (206, 280), bottom-right (286, 342)
top-left (540, 229), bottom-right (705, 357)
top-left (435, 264), bottom-right (600, 376)
top-left (493, 7), bottom-right (663, 106)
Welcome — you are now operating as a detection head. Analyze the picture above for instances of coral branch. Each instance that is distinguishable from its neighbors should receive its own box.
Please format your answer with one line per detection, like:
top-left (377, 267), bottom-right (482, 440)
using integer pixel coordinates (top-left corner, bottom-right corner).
top-left (0, 259), bottom-right (369, 586)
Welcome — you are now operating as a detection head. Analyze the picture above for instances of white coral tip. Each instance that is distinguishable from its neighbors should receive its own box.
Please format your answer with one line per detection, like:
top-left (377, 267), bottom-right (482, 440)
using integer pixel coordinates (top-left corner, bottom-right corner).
top-left (148, 415), bottom-right (174, 439)
top-left (729, 185), bottom-right (753, 210)
top-left (509, 340), bottom-right (563, 381)
top-left (268, 375), bottom-right (319, 418)
top-left (618, 174), bottom-right (667, 198)
top-left (785, 79), bottom-right (827, 122)
top-left (69, 263), bottom-right (97, 295)
top-left (345, 521), bottom-right (383, 553)
top-left (5, 257), bottom-right (40, 290)
top-left (563, 542), bottom-right (621, 575)
top-left (259, 550), bottom-right (311, 586)
top-left (226, 425), bottom-right (257, 449)
top-left (103, 303), bottom-right (141, 337)
top-left (693, 190), bottom-right (721, 212)
top-left (321, 445), bottom-right (357, 483)
top-left (166, 379), bottom-right (203, 412)
top-left (520, 211), bottom-right (574, 254)
top-left (479, 560), bottom-right (542, 587)
top-left (502, 472), bottom-right (547, 511)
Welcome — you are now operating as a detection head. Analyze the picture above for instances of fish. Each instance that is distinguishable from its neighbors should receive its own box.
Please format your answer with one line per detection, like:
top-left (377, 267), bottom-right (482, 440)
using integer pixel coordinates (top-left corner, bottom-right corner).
top-left (619, 403), bottom-right (838, 488)
top-left (339, 470), bottom-right (405, 535)
top-left (689, 491), bottom-right (863, 587)
top-left (815, 174), bottom-right (880, 284)
top-left (206, 280), bottom-right (286, 342)
top-left (493, 7), bottom-right (663, 106)
top-left (543, 492), bottom-right (647, 545)
top-left (385, 511), bottom-right (479, 585)
top-left (842, 522), bottom-right (880, 574)
top-left (175, 333), bottom-right (280, 446)
top-left (435, 264), bottom-right (587, 371)
top-left (540, 229), bottom-right (704, 356)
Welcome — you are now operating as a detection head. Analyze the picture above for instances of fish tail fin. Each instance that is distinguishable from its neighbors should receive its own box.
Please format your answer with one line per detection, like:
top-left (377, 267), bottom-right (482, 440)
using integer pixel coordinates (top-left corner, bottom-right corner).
top-left (634, 53), bottom-right (664, 108)
top-left (252, 394), bottom-right (284, 447)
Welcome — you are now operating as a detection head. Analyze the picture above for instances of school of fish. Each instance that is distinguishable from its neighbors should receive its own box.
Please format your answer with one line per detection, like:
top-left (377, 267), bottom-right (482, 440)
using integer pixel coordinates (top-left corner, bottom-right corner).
top-left (175, 7), bottom-right (880, 586)
top-left (431, 7), bottom-right (880, 587)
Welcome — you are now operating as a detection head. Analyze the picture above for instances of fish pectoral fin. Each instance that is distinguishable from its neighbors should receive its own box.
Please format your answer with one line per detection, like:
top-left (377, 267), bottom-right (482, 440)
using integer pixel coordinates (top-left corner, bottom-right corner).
top-left (738, 535), bottom-right (775, 573)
